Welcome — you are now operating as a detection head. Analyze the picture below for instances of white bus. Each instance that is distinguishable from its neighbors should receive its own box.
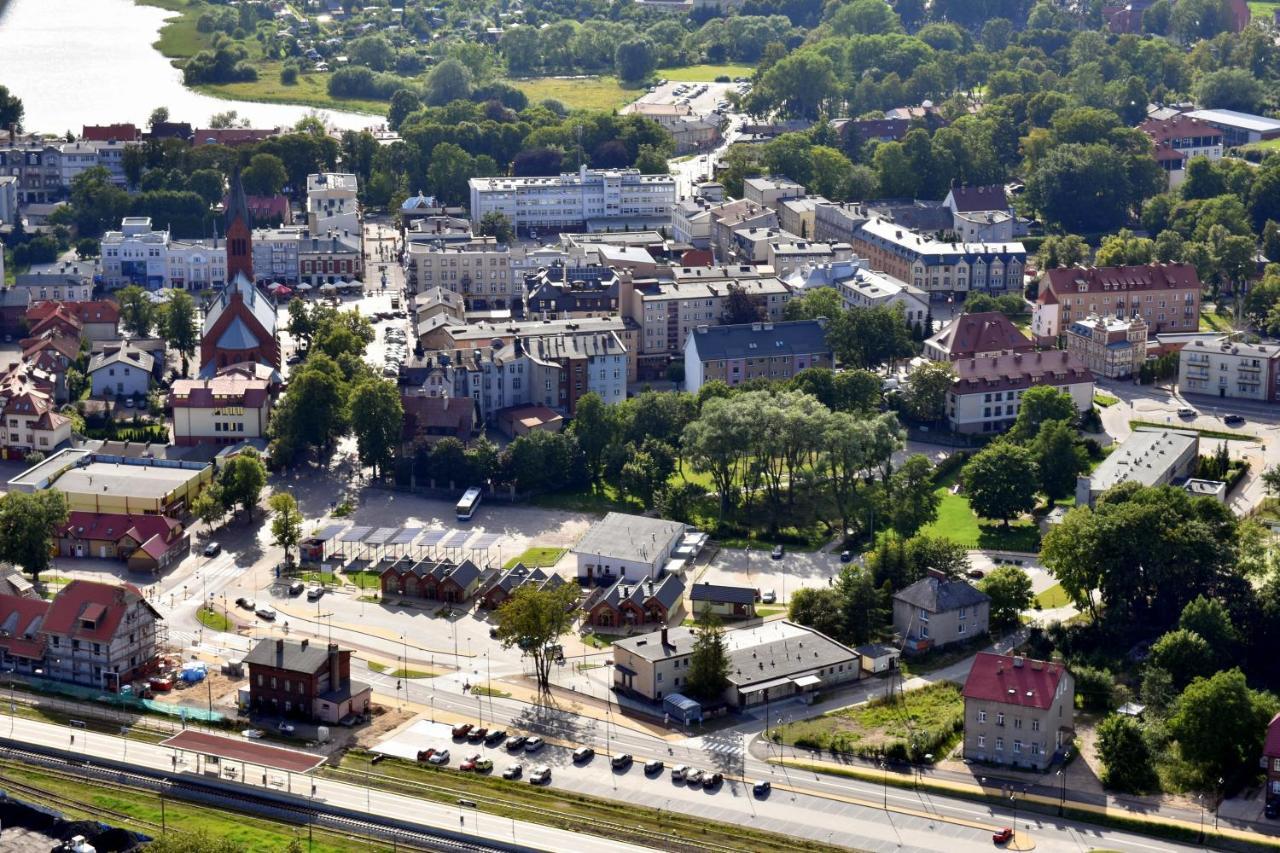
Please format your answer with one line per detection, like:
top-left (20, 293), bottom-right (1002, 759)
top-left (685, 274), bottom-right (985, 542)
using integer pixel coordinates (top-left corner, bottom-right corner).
top-left (456, 487), bottom-right (482, 521)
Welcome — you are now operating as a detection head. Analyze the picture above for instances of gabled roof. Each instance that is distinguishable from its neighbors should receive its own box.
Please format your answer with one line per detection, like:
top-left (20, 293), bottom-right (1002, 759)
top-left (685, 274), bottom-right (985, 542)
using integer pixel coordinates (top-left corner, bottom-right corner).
top-left (58, 511), bottom-right (182, 547)
top-left (41, 580), bottom-right (158, 643)
top-left (963, 652), bottom-right (1068, 712)
top-left (1039, 264), bottom-right (1200, 300)
top-left (893, 575), bottom-right (989, 613)
top-left (88, 344), bottom-right (155, 376)
top-left (951, 350), bottom-right (1094, 396)
top-left (244, 637), bottom-right (332, 674)
top-left (216, 316), bottom-right (263, 350)
top-left (202, 274), bottom-right (278, 339)
top-left (686, 320), bottom-right (830, 362)
top-left (0, 594), bottom-right (49, 660)
top-left (946, 184), bottom-right (1008, 213)
top-left (928, 311), bottom-right (1034, 359)
top-left (690, 582), bottom-right (755, 605)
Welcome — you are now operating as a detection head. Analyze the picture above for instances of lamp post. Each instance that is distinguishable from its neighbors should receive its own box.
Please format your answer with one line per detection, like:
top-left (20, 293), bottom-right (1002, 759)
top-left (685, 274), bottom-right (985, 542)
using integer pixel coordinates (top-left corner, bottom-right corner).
top-left (1215, 776), bottom-right (1224, 831)
top-left (880, 751), bottom-right (888, 810)
top-left (1057, 748), bottom-right (1071, 816)
top-left (1198, 793), bottom-right (1206, 843)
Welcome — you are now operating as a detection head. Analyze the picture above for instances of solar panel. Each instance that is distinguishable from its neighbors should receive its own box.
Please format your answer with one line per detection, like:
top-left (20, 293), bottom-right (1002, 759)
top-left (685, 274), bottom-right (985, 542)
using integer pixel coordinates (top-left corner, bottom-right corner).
top-left (469, 533), bottom-right (501, 550)
top-left (391, 527), bottom-right (422, 545)
top-left (441, 530), bottom-right (472, 549)
top-left (311, 523), bottom-right (346, 542)
top-left (340, 526), bottom-right (372, 542)
top-left (417, 529), bottom-right (448, 547)
top-left (365, 527), bottom-right (398, 546)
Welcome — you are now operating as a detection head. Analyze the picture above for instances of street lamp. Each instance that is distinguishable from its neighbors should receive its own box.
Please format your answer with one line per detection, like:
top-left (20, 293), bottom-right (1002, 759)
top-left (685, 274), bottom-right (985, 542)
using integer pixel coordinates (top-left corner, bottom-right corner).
top-left (1215, 776), bottom-right (1224, 831)
top-left (1057, 748), bottom-right (1071, 816)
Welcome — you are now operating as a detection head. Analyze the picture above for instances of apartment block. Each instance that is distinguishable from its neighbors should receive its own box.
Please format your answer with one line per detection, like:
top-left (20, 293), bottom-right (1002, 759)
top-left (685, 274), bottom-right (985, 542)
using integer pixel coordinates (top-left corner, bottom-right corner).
top-left (403, 239), bottom-right (515, 309)
top-left (1179, 336), bottom-right (1280, 402)
top-left (468, 166), bottom-right (675, 234)
top-left (849, 217), bottom-right (1025, 300)
top-left (1033, 263), bottom-right (1200, 342)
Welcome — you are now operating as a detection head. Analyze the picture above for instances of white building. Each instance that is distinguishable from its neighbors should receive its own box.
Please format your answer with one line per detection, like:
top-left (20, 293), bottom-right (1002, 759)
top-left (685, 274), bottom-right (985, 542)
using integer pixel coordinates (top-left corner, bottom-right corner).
top-left (468, 166), bottom-right (676, 234)
top-left (1075, 429), bottom-right (1198, 508)
top-left (574, 512), bottom-right (688, 583)
top-left (59, 140), bottom-right (131, 187)
top-left (1179, 336), bottom-right (1280, 403)
top-left (849, 217), bottom-right (1026, 300)
top-left (743, 176), bottom-right (805, 210)
top-left (402, 238), bottom-right (515, 308)
top-left (946, 351), bottom-right (1095, 434)
top-left (307, 172), bottom-right (359, 235)
top-left (942, 185), bottom-right (1013, 242)
top-left (784, 261), bottom-right (928, 327)
top-left (766, 239), bottom-right (854, 278)
top-left (100, 217), bottom-right (226, 291)
top-left (87, 344), bottom-right (155, 399)
top-left (166, 238), bottom-right (228, 291)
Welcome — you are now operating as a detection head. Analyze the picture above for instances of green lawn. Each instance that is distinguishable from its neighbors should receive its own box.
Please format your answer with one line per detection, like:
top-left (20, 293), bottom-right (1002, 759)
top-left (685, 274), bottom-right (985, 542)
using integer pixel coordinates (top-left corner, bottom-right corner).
top-left (773, 682), bottom-right (965, 761)
top-left (367, 662), bottom-right (436, 678)
top-left (1199, 309), bottom-right (1236, 333)
top-left (1248, 1), bottom-right (1280, 19)
top-left (1093, 392), bottom-right (1119, 408)
top-left (1035, 582), bottom-right (1072, 609)
top-left (345, 570), bottom-right (383, 590)
top-left (581, 631), bottom-right (625, 649)
top-left (502, 547), bottom-right (567, 570)
top-left (658, 63), bottom-right (755, 82)
top-left (197, 63), bottom-right (387, 117)
top-left (1243, 136), bottom-right (1280, 153)
top-left (470, 685), bottom-right (511, 698)
top-left (511, 76), bottom-right (635, 111)
top-left (301, 571), bottom-right (339, 586)
top-left (140, 0), bottom-right (206, 60)
top-left (196, 607), bottom-right (232, 631)
top-left (920, 470), bottom-right (1042, 552)
top-left (1129, 419), bottom-right (1261, 442)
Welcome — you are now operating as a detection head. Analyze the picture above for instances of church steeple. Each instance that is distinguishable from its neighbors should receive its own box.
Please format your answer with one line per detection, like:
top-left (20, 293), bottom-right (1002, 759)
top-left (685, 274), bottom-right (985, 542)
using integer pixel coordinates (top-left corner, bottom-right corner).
top-left (226, 167), bottom-right (254, 282)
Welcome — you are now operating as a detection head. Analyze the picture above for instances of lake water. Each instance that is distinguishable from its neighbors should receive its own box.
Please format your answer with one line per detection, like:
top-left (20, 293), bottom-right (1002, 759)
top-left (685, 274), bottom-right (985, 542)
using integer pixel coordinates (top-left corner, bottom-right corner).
top-left (0, 0), bottom-right (379, 134)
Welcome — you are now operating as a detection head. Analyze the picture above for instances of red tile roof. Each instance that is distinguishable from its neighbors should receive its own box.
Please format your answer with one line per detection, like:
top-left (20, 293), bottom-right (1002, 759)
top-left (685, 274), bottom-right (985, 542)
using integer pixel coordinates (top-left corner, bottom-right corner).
top-left (58, 512), bottom-right (182, 548)
top-left (41, 579), bottom-right (158, 644)
top-left (951, 350), bottom-right (1093, 396)
top-left (1138, 114), bottom-right (1223, 146)
top-left (169, 375), bottom-right (271, 409)
top-left (1039, 264), bottom-right (1201, 302)
top-left (1265, 712), bottom-right (1280, 759)
top-left (29, 300), bottom-right (119, 326)
top-left (0, 595), bottom-right (49, 660)
top-left (931, 311), bottom-right (1034, 359)
top-left (963, 652), bottom-right (1067, 711)
top-left (947, 184), bottom-right (1009, 213)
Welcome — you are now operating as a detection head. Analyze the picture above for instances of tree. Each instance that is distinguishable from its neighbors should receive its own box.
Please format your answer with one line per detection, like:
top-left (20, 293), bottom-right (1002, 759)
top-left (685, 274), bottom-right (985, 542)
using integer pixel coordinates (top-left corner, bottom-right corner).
top-left (751, 51), bottom-right (838, 120)
top-left (569, 393), bottom-right (616, 481)
top-left (685, 608), bottom-right (731, 701)
top-left (979, 565), bottom-right (1033, 627)
top-left (191, 485), bottom-right (225, 531)
top-left (423, 59), bottom-right (472, 106)
top-left (0, 85), bottom-right (24, 131)
top-left (1170, 669), bottom-right (1277, 788)
top-left (1026, 143), bottom-right (1162, 233)
top-left (808, 146), bottom-right (854, 200)
top-left (901, 362), bottom-right (953, 424)
top-left (349, 378), bottom-right (403, 480)
top-left (116, 285), bottom-right (156, 337)
top-left (387, 89), bottom-right (422, 132)
top-left (218, 449), bottom-right (267, 520)
top-left (349, 34), bottom-right (395, 72)
top-left (0, 490), bottom-right (68, 583)
top-left (1097, 715), bottom-right (1159, 793)
top-left (1011, 386), bottom-right (1078, 443)
top-left (836, 564), bottom-right (889, 644)
top-left (788, 587), bottom-right (847, 639)
top-left (1194, 68), bottom-right (1264, 114)
top-left (783, 288), bottom-right (843, 322)
top-left (962, 443), bottom-right (1038, 527)
top-left (241, 153), bottom-right (288, 196)
top-left (1031, 419), bottom-right (1087, 501)
top-left (494, 583), bottom-right (580, 696)
top-left (269, 492), bottom-right (302, 565)
top-left (427, 142), bottom-right (476, 206)
top-left (1178, 594), bottom-right (1238, 661)
top-left (161, 290), bottom-right (198, 376)
top-left (1039, 234), bottom-right (1089, 269)
top-left (825, 305), bottom-right (914, 368)
top-left (478, 211), bottom-right (514, 244)
top-left (880, 454), bottom-right (940, 537)
top-left (148, 106), bottom-right (170, 129)
top-left (723, 288), bottom-right (764, 324)
top-left (614, 39), bottom-right (655, 83)
top-left (1148, 628), bottom-right (1214, 690)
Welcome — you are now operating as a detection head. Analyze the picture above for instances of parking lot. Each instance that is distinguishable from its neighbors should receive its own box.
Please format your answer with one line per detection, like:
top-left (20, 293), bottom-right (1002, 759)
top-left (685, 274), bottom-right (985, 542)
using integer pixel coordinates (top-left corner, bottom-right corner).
top-left (631, 79), bottom-right (747, 123)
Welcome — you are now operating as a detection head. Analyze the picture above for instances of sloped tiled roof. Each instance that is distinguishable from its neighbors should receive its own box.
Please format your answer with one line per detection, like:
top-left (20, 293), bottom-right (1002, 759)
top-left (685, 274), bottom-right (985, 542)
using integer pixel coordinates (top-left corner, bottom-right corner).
top-left (963, 652), bottom-right (1067, 711)
top-left (42, 580), bottom-right (158, 643)
top-left (928, 311), bottom-right (1034, 359)
top-left (893, 575), bottom-right (989, 614)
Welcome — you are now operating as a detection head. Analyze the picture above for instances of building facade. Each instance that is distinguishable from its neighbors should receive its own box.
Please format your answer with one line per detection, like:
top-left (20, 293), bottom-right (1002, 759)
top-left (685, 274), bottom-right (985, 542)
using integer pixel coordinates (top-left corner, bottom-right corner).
top-left (946, 351), bottom-right (1095, 434)
top-left (962, 653), bottom-right (1074, 771)
top-left (244, 638), bottom-right (372, 724)
top-left (468, 166), bottom-right (676, 233)
top-left (403, 239), bottom-right (514, 308)
top-left (169, 373), bottom-right (273, 447)
top-left (1178, 336), bottom-right (1280, 402)
top-left (683, 319), bottom-right (832, 392)
top-left (1065, 314), bottom-right (1148, 379)
top-left (1032, 263), bottom-right (1201, 343)
top-left (849, 217), bottom-right (1026, 300)
top-left (892, 573), bottom-right (990, 654)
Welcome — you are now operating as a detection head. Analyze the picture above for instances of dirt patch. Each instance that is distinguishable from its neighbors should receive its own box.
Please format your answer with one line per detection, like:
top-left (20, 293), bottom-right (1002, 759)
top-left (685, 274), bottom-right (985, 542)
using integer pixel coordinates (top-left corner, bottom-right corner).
top-left (350, 704), bottom-right (417, 749)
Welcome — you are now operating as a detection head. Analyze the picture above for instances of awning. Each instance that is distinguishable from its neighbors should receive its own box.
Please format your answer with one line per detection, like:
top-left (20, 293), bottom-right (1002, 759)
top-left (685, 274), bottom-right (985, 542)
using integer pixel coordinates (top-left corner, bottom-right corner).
top-left (790, 674), bottom-right (822, 689)
top-left (614, 663), bottom-right (636, 677)
top-left (739, 677), bottom-right (794, 694)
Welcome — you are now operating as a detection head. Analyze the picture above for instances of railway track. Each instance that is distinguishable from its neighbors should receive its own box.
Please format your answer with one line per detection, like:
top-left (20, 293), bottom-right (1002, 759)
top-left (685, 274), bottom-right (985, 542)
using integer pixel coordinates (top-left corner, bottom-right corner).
top-left (0, 746), bottom-right (502, 853)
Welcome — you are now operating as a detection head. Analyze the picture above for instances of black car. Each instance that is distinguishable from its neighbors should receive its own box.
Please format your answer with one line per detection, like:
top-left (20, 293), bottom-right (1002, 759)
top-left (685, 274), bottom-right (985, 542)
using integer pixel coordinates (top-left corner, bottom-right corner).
top-left (771, 545), bottom-right (784, 560)
top-left (610, 753), bottom-right (633, 769)
top-left (505, 735), bottom-right (528, 751)
top-left (1267, 800), bottom-right (1280, 820)
top-left (485, 729), bottom-right (507, 745)
top-left (839, 550), bottom-right (852, 563)
top-left (203, 542), bottom-right (221, 557)
top-left (1225, 414), bottom-right (1246, 426)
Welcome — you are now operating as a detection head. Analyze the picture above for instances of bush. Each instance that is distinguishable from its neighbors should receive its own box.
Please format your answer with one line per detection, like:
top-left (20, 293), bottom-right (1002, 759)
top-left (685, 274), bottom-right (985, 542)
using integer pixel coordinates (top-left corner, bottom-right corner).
top-left (933, 450), bottom-right (969, 481)
top-left (714, 75), bottom-right (731, 82)
top-left (327, 66), bottom-right (401, 100)
top-left (1072, 664), bottom-right (1116, 712)
top-left (280, 65), bottom-right (299, 85)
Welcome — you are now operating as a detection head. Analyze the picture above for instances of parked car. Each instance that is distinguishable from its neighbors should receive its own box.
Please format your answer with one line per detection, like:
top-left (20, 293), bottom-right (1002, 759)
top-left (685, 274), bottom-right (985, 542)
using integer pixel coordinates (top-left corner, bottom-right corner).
top-left (460, 753), bottom-right (483, 771)
top-left (524, 736), bottom-right (545, 752)
top-left (685, 769), bottom-right (704, 787)
top-left (761, 590), bottom-right (777, 604)
top-left (502, 763), bottom-right (523, 779)
top-left (572, 747), bottom-right (594, 763)
top-left (287, 581), bottom-right (304, 596)
top-left (771, 545), bottom-right (784, 560)
top-left (484, 729), bottom-right (507, 745)
top-left (966, 569), bottom-right (985, 581)
top-left (671, 764), bottom-right (688, 781)
top-left (235, 597), bottom-right (254, 610)
top-left (278, 722), bottom-right (296, 734)
top-left (427, 749), bottom-right (450, 765)
top-left (610, 753), bottom-right (633, 769)
top-left (993, 828), bottom-right (1014, 845)
top-left (203, 542), bottom-right (221, 557)
top-left (473, 758), bottom-right (493, 773)
top-left (468, 727), bottom-right (489, 743)
top-left (530, 765), bottom-right (552, 784)
top-left (753, 780), bottom-right (771, 796)
top-left (1225, 414), bottom-right (1246, 426)
top-left (416, 748), bottom-right (436, 763)
top-left (505, 735), bottom-right (528, 751)
top-left (1177, 407), bottom-right (1197, 418)
top-left (839, 550), bottom-right (852, 563)
top-left (306, 587), bottom-right (324, 602)
top-left (644, 759), bottom-right (664, 775)
top-left (705, 771), bottom-right (723, 788)
top-left (452, 723), bottom-right (473, 739)
top-left (241, 729), bottom-right (264, 739)
top-left (255, 606), bottom-right (277, 621)
top-left (1266, 800), bottom-right (1279, 820)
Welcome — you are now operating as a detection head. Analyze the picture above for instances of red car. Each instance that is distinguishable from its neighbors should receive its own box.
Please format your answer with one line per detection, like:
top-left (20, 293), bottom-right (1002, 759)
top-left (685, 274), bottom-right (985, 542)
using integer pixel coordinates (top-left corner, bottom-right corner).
top-left (416, 748), bottom-right (436, 763)
top-left (452, 723), bottom-right (473, 739)
top-left (148, 677), bottom-right (173, 692)
top-left (992, 828), bottom-right (1014, 845)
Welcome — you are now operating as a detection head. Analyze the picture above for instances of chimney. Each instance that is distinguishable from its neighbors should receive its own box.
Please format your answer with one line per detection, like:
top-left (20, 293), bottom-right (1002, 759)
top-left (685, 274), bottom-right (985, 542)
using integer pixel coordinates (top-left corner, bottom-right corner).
top-left (275, 638), bottom-right (285, 662)
top-left (927, 567), bottom-right (948, 581)
top-left (661, 627), bottom-right (669, 647)
top-left (329, 642), bottom-right (344, 688)
top-left (301, 638), bottom-right (309, 650)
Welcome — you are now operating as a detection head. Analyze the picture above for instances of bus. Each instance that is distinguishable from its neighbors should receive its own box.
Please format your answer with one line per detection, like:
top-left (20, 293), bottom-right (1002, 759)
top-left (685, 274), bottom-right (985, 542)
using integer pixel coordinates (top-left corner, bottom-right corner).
top-left (456, 487), bottom-right (482, 521)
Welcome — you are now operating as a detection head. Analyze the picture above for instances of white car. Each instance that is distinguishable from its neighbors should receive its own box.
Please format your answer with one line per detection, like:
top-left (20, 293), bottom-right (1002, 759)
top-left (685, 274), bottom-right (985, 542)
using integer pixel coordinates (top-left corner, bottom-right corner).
top-left (427, 748), bottom-right (450, 765)
top-left (530, 765), bottom-right (552, 784)
top-left (671, 764), bottom-right (688, 781)
top-left (241, 729), bottom-right (264, 739)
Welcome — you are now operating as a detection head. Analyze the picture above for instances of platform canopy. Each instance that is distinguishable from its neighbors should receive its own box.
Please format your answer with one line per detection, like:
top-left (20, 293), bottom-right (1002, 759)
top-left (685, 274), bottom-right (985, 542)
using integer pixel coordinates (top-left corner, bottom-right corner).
top-left (309, 523), bottom-right (347, 542)
top-left (339, 526), bottom-right (373, 543)
top-left (365, 527), bottom-right (399, 547)
top-left (391, 527), bottom-right (422, 545)
top-left (417, 529), bottom-right (448, 548)
top-left (441, 530), bottom-right (472, 549)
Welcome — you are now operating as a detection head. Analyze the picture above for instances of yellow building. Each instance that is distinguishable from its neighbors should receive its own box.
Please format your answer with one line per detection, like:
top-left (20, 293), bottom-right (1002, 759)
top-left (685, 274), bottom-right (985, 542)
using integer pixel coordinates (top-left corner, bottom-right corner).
top-left (8, 449), bottom-right (213, 516)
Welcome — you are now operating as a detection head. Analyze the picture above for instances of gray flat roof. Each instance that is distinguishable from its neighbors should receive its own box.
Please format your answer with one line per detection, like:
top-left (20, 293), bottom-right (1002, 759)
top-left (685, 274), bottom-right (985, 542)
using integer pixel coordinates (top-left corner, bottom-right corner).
top-left (1086, 429), bottom-right (1198, 493)
top-left (55, 461), bottom-right (201, 499)
top-left (1185, 109), bottom-right (1280, 133)
top-left (573, 512), bottom-right (686, 564)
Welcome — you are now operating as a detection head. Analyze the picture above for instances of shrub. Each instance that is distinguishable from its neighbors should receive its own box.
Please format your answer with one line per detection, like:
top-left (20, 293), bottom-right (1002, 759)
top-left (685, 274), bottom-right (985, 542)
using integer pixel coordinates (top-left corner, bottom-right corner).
top-left (280, 65), bottom-right (299, 85)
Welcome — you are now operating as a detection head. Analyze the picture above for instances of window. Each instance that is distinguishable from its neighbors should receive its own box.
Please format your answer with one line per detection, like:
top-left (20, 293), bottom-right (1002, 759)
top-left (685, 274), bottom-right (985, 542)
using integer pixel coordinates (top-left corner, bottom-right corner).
top-left (1013, 717), bottom-right (1022, 729)
top-left (977, 710), bottom-right (987, 723)
top-left (918, 608), bottom-right (929, 623)
top-left (995, 737), bottom-right (1004, 751)
top-left (1013, 740), bottom-right (1023, 754)
top-left (1031, 720), bottom-right (1040, 732)
top-left (996, 712), bottom-right (1005, 726)
top-left (977, 735), bottom-right (986, 748)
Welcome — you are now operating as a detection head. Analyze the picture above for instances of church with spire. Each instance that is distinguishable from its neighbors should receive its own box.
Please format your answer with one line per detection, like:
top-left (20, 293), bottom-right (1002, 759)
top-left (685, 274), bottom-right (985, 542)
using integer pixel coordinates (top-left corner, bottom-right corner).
top-left (199, 169), bottom-right (280, 379)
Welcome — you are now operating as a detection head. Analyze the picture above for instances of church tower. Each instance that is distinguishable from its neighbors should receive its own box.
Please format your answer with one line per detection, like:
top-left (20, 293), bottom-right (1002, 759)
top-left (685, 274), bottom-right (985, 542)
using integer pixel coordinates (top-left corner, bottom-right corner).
top-left (226, 167), bottom-right (254, 282)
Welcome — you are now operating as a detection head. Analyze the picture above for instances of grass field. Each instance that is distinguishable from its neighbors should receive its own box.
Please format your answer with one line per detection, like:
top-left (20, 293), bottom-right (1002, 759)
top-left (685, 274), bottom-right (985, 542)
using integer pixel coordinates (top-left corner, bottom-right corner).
top-left (367, 661), bottom-right (436, 678)
top-left (196, 607), bottom-right (231, 631)
top-left (920, 469), bottom-right (1042, 552)
top-left (344, 570), bottom-right (383, 590)
top-left (581, 631), bottom-right (624, 649)
top-left (1093, 392), bottom-right (1120, 407)
top-left (1035, 582), bottom-right (1072, 609)
top-left (511, 76), bottom-right (635, 111)
top-left (503, 547), bottom-right (567, 569)
top-left (1129, 419), bottom-right (1261, 442)
top-left (1248, 1), bottom-right (1280, 18)
top-left (1199, 308), bottom-right (1237, 333)
top-left (774, 682), bottom-right (965, 760)
top-left (197, 64), bottom-right (387, 117)
top-left (300, 571), bottom-right (339, 586)
top-left (658, 63), bottom-right (755, 82)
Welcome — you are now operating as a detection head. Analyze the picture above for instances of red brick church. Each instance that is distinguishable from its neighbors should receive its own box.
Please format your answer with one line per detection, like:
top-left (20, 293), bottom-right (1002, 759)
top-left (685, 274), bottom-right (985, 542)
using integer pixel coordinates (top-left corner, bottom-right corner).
top-left (199, 170), bottom-right (281, 378)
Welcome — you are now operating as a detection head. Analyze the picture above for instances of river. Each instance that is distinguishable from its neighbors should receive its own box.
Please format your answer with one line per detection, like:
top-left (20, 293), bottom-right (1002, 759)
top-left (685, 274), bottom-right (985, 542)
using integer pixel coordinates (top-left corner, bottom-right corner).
top-left (0, 0), bottom-right (379, 134)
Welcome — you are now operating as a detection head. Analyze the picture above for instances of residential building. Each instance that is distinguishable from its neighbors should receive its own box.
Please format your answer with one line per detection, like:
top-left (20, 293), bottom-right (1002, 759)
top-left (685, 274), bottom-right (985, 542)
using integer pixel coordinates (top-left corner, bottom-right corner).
top-left (59, 139), bottom-right (131, 187)
top-left (630, 276), bottom-right (793, 375)
top-left (1065, 314), bottom-right (1148, 379)
top-left (193, 128), bottom-right (280, 147)
top-left (672, 195), bottom-right (719, 249)
top-left (223, 193), bottom-right (290, 226)
top-left (775, 196), bottom-right (827, 240)
top-left (244, 638), bottom-right (372, 724)
top-left (165, 238), bottom-right (228, 291)
top-left (574, 512), bottom-right (688, 584)
top-left (13, 263), bottom-right (96, 302)
top-left (38, 580), bottom-right (163, 689)
top-left (28, 299), bottom-right (118, 342)
top-left (585, 574), bottom-right (685, 629)
top-left (766, 239), bottom-right (854, 278)
top-left (477, 563), bottom-right (568, 610)
top-left (1075, 429), bottom-right (1198, 508)
top-left (524, 263), bottom-right (624, 317)
top-left (732, 227), bottom-right (799, 264)
top-left (169, 372), bottom-right (273, 447)
top-left (306, 172), bottom-right (359, 234)
top-left (689, 582), bottom-right (756, 620)
top-left (743, 176), bottom-right (806, 209)
top-left (88, 344), bottom-right (155, 399)
top-left (399, 191), bottom-right (466, 228)
top-left (839, 117), bottom-right (911, 148)
top-left (849, 218), bottom-right (1026, 300)
top-left (0, 141), bottom-right (63, 204)
top-left (892, 571), bottom-right (990, 653)
top-left (1184, 108), bottom-right (1280, 148)
top-left (403, 239), bottom-right (515, 309)
top-left (100, 217), bottom-right (227, 291)
top-left (620, 103), bottom-right (721, 153)
top-left (1263, 713), bottom-right (1280, 803)
top-left (946, 350), bottom-right (1095, 434)
top-left (813, 201), bottom-right (870, 244)
top-left (1178, 336), bottom-right (1280, 402)
top-left (786, 261), bottom-right (928, 327)
top-left (1138, 114), bottom-right (1224, 188)
top-left (962, 653), bottom-right (1074, 771)
top-left (9, 448), bottom-right (213, 516)
top-left (56, 512), bottom-right (188, 572)
top-left (0, 386), bottom-right (71, 458)
top-left (684, 319), bottom-right (832, 392)
top-left (252, 227), bottom-right (304, 284)
top-left (943, 184), bottom-right (1014, 242)
top-left (400, 390), bottom-right (476, 448)
top-left (612, 620), bottom-right (861, 707)
top-left (298, 230), bottom-right (362, 285)
top-left (404, 215), bottom-right (473, 248)
top-left (1032, 264), bottom-right (1201, 343)
top-left (468, 166), bottom-right (676, 234)
top-left (925, 311), bottom-right (1035, 362)
top-left (379, 557), bottom-right (494, 603)
top-left (81, 124), bottom-right (139, 143)
top-left (708, 199), bottom-right (778, 260)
